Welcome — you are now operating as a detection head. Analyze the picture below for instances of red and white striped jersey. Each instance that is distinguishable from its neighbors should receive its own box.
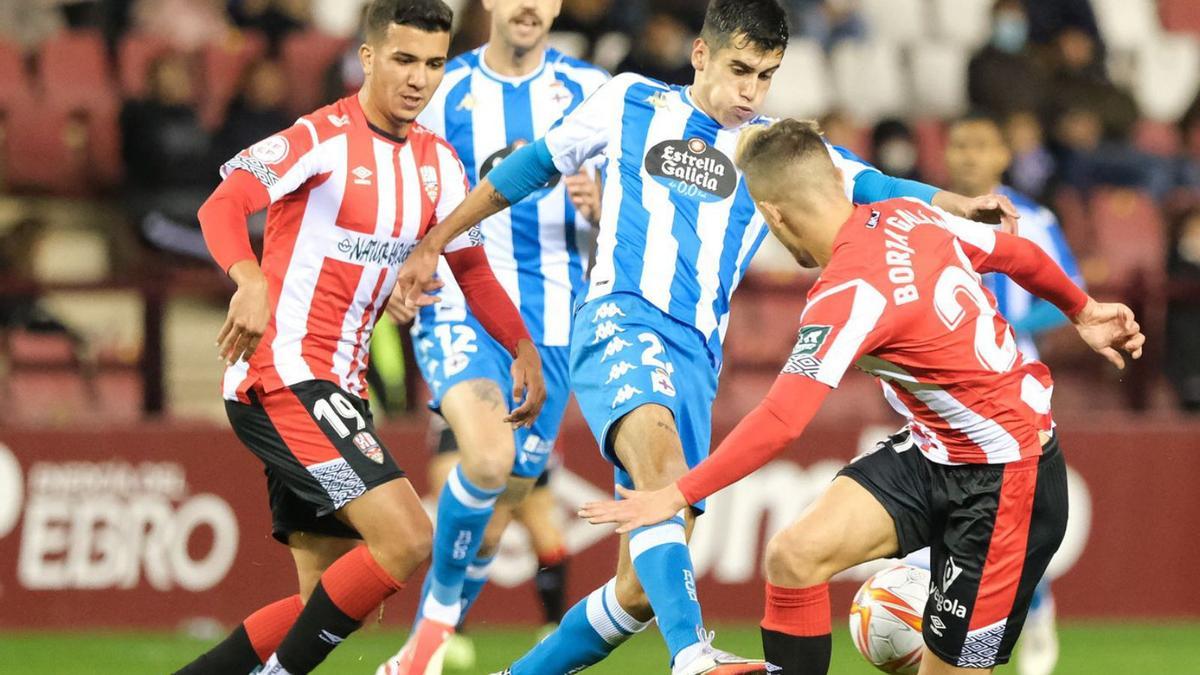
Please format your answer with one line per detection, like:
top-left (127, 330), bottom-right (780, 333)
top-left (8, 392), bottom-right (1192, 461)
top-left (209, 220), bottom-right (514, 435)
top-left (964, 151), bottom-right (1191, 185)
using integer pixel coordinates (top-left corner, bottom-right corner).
top-left (789, 198), bottom-right (1056, 465)
top-left (218, 95), bottom-right (478, 403)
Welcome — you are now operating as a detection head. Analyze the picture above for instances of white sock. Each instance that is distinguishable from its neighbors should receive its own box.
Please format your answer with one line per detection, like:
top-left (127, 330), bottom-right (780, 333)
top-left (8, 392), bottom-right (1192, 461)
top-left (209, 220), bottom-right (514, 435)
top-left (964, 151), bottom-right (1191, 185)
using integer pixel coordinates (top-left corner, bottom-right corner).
top-left (259, 654), bottom-right (293, 675)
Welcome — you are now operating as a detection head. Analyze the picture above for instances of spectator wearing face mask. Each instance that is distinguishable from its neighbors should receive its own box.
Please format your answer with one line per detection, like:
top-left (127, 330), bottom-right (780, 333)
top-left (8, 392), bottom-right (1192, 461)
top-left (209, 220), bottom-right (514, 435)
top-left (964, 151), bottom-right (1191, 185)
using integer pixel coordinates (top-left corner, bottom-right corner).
top-left (967, 0), bottom-right (1046, 119)
top-left (870, 118), bottom-right (921, 182)
top-left (1166, 205), bottom-right (1200, 412)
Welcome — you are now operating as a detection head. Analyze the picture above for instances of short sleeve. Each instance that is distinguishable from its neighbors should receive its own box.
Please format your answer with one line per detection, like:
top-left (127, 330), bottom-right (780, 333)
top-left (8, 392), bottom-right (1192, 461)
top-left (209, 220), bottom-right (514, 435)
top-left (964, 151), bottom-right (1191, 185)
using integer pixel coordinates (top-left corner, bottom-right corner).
top-left (543, 74), bottom-right (632, 176)
top-left (826, 144), bottom-right (878, 201)
top-left (784, 279), bottom-right (888, 388)
top-left (220, 118), bottom-right (328, 204)
top-left (431, 140), bottom-right (481, 253)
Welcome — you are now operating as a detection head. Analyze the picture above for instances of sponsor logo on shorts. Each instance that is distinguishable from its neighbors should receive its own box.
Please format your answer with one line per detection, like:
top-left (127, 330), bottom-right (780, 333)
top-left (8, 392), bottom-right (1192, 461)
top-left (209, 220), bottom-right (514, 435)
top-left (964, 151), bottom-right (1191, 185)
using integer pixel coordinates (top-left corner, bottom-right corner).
top-left (605, 361), bottom-right (636, 384)
top-left (592, 302), bottom-right (626, 323)
top-left (929, 615), bottom-right (947, 636)
top-left (318, 629), bottom-right (345, 646)
top-left (651, 367), bottom-right (676, 397)
top-left (942, 556), bottom-right (963, 593)
top-left (611, 384), bottom-right (643, 408)
top-left (930, 586), bottom-right (967, 619)
top-left (601, 336), bottom-right (633, 361)
top-left (352, 431), bottom-right (384, 464)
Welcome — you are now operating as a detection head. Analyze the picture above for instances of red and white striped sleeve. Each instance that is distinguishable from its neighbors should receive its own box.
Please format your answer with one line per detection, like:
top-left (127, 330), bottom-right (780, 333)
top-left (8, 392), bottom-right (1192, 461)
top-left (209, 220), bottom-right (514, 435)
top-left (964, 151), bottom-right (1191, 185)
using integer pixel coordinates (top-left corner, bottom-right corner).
top-left (786, 278), bottom-right (889, 388)
top-left (219, 117), bottom-right (332, 204)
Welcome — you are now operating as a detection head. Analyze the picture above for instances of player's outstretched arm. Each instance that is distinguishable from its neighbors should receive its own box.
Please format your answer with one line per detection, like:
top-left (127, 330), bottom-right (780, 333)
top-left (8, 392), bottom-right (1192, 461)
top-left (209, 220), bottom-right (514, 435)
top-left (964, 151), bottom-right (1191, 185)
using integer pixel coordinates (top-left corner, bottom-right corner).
top-left (198, 170), bottom-right (273, 365)
top-left (1070, 298), bottom-right (1145, 370)
top-left (580, 376), bottom-right (831, 533)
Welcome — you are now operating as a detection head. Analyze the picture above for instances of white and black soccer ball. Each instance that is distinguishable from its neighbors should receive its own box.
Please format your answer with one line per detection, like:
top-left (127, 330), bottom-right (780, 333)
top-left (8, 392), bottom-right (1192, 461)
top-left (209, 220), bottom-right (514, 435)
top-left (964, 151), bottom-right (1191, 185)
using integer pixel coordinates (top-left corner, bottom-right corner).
top-left (848, 564), bottom-right (930, 674)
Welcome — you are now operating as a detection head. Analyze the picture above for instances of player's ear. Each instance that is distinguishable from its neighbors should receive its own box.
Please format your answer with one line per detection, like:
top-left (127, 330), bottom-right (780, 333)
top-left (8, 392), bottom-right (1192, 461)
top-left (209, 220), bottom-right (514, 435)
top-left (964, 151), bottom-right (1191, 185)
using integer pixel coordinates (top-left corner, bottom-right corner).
top-left (691, 37), bottom-right (709, 72)
top-left (359, 42), bottom-right (373, 78)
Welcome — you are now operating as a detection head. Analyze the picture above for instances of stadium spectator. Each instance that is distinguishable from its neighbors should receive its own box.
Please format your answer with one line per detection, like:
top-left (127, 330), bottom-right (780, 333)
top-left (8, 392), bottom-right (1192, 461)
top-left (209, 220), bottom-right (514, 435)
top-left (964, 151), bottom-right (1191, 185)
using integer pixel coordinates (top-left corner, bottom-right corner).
top-left (132, 0), bottom-right (232, 52)
top-left (968, 0), bottom-right (1047, 120)
top-left (1167, 204), bottom-right (1200, 412)
top-left (614, 10), bottom-right (693, 85)
top-left (789, 0), bottom-right (865, 52)
top-left (1175, 94), bottom-right (1200, 194)
top-left (1006, 109), bottom-right (1057, 201)
top-left (1043, 26), bottom-right (1136, 142)
top-left (0, 0), bottom-right (65, 52)
top-left (1022, 0), bottom-right (1102, 49)
top-left (870, 118), bottom-right (921, 182)
top-left (212, 58), bottom-right (292, 168)
top-left (227, 0), bottom-right (311, 52)
top-left (551, 0), bottom-right (642, 60)
top-left (120, 52), bottom-right (217, 259)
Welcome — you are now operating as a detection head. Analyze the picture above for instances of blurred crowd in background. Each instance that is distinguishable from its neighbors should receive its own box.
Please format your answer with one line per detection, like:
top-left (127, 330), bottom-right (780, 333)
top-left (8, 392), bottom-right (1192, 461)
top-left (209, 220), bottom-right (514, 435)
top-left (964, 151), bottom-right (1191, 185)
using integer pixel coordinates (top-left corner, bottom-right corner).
top-left (2, 0), bottom-right (1200, 419)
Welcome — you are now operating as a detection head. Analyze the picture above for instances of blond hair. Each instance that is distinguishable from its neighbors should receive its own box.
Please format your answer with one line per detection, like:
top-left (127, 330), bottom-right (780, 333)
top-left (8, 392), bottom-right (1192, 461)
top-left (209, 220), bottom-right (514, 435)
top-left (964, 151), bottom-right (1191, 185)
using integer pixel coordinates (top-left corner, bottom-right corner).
top-left (736, 118), bottom-right (838, 203)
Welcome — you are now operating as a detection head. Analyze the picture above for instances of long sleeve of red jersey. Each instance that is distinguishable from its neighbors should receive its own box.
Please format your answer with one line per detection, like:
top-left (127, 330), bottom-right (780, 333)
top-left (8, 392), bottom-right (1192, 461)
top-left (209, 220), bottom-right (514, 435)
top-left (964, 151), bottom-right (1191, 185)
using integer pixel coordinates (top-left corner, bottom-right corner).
top-left (445, 247), bottom-right (531, 356)
top-left (198, 170), bottom-right (270, 273)
top-left (962, 231), bottom-right (1089, 318)
top-left (677, 375), bottom-right (831, 505)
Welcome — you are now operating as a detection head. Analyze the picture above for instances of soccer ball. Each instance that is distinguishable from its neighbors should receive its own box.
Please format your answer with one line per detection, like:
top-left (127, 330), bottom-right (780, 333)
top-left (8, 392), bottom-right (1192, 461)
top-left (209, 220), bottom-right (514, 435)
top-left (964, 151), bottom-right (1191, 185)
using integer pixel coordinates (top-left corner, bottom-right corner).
top-left (848, 564), bottom-right (930, 674)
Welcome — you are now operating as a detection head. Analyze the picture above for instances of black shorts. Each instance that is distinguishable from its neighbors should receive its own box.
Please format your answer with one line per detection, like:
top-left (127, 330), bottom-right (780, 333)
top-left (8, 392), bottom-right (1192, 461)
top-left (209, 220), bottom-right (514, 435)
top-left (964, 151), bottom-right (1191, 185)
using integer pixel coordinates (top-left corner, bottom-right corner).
top-left (427, 416), bottom-right (553, 489)
top-left (226, 380), bottom-right (405, 544)
top-left (838, 430), bottom-right (1068, 669)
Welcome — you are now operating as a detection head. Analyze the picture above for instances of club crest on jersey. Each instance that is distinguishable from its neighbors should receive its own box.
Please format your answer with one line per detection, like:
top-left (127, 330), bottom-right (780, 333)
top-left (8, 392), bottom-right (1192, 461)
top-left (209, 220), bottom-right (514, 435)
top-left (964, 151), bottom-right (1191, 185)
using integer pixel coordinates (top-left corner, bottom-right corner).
top-left (645, 138), bottom-right (737, 203)
top-left (419, 165), bottom-right (440, 202)
top-left (352, 431), bottom-right (384, 464)
top-left (549, 81), bottom-right (573, 108)
top-left (249, 135), bottom-right (289, 164)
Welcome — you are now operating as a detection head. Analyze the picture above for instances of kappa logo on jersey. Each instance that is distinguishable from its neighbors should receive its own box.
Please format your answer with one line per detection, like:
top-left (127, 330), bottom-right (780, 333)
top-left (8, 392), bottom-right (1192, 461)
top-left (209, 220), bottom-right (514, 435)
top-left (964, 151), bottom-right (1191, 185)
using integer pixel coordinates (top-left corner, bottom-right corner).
top-left (782, 325), bottom-right (831, 378)
top-left (942, 556), bottom-right (964, 593)
top-left (651, 367), bottom-right (676, 397)
top-left (419, 165), bottom-right (440, 202)
top-left (611, 384), bottom-right (643, 408)
top-left (601, 336), bottom-right (633, 361)
top-left (249, 135), bottom-right (289, 164)
top-left (593, 320), bottom-right (626, 343)
top-left (352, 166), bottom-right (373, 186)
top-left (605, 361), bottom-right (636, 384)
top-left (592, 302), bottom-right (626, 323)
top-left (352, 431), bottom-right (384, 464)
top-left (327, 114), bottom-right (351, 127)
top-left (645, 138), bottom-right (737, 203)
top-left (646, 91), bottom-right (670, 109)
top-left (456, 93), bottom-right (476, 112)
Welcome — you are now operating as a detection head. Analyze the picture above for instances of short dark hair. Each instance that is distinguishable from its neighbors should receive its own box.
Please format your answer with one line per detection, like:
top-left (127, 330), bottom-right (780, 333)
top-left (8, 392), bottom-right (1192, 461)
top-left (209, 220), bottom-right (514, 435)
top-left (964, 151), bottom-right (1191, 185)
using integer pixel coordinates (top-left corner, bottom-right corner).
top-left (701, 0), bottom-right (789, 54)
top-left (365, 0), bottom-right (453, 42)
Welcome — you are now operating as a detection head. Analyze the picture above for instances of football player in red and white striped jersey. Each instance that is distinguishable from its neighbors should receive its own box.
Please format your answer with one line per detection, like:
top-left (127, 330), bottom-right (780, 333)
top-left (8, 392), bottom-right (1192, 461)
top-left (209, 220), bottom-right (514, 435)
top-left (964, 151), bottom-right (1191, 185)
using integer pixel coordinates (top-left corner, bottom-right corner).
top-left (176, 2), bottom-right (544, 674)
top-left (580, 120), bottom-right (1144, 675)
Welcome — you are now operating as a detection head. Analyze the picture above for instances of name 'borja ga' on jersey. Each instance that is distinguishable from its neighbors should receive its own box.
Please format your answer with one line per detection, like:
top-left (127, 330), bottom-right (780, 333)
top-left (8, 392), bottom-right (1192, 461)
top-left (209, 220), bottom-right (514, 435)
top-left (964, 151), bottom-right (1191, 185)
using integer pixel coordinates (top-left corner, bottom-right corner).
top-left (540, 72), bottom-right (885, 365)
top-left (209, 95), bottom-right (482, 403)
top-left (416, 46), bottom-right (609, 346)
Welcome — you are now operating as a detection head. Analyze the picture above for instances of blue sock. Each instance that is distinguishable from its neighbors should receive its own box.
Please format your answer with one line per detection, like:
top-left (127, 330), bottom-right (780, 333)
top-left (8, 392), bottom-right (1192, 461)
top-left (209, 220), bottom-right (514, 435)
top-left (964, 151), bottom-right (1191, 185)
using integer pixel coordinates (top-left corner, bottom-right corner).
top-left (511, 578), bottom-right (648, 675)
top-left (421, 464), bottom-right (502, 626)
top-left (457, 553), bottom-right (495, 626)
top-left (629, 513), bottom-right (705, 663)
top-left (1029, 579), bottom-right (1053, 613)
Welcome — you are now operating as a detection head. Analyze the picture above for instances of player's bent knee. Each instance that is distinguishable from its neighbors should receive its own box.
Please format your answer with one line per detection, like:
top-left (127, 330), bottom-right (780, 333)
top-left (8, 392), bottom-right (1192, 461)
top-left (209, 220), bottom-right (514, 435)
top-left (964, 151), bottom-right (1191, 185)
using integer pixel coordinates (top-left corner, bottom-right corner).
top-left (614, 569), bottom-right (652, 619)
top-left (764, 527), bottom-right (837, 587)
top-left (459, 451), bottom-right (514, 490)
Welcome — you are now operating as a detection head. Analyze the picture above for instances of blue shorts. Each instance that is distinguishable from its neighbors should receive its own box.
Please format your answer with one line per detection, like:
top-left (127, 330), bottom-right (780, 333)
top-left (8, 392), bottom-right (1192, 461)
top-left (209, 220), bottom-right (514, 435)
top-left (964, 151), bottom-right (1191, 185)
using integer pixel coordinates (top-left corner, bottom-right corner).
top-left (570, 293), bottom-right (719, 511)
top-left (412, 312), bottom-right (570, 479)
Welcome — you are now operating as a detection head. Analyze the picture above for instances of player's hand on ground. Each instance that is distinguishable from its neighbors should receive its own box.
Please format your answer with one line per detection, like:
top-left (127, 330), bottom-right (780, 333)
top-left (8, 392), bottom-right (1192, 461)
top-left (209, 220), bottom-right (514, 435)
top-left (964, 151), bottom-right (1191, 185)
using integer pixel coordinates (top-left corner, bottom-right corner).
top-left (385, 277), bottom-right (443, 324)
top-left (565, 171), bottom-right (603, 223)
top-left (218, 261), bottom-right (271, 365)
top-left (1071, 298), bottom-right (1146, 370)
top-left (506, 339), bottom-right (546, 428)
top-left (943, 192), bottom-right (1021, 235)
top-left (579, 484), bottom-right (688, 534)
top-left (396, 242), bottom-right (443, 309)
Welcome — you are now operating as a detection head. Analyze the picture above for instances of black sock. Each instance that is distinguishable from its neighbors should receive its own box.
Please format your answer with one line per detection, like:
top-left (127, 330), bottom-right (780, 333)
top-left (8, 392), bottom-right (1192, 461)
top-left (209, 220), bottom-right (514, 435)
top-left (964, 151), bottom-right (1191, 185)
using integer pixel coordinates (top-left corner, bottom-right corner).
top-left (761, 627), bottom-right (831, 675)
top-left (273, 583), bottom-right (362, 674)
top-left (174, 624), bottom-right (260, 675)
top-left (534, 559), bottom-right (568, 624)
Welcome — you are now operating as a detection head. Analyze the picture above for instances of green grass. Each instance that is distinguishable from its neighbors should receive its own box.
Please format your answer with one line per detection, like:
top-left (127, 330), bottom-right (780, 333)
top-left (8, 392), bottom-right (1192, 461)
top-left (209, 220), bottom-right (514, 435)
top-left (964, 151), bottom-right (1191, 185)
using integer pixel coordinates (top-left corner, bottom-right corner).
top-left (1, 622), bottom-right (1197, 674)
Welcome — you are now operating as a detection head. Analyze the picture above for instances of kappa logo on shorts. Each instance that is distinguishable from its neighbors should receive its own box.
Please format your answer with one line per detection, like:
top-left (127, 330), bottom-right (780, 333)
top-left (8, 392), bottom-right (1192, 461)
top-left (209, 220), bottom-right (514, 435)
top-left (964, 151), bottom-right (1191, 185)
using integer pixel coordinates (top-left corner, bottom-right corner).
top-left (352, 431), bottom-right (385, 464)
top-left (606, 361), bottom-right (636, 384)
top-left (592, 302), bottom-right (626, 323)
top-left (601, 336), bottom-right (633, 361)
top-left (611, 384), bottom-right (643, 408)
top-left (593, 320), bottom-right (625, 343)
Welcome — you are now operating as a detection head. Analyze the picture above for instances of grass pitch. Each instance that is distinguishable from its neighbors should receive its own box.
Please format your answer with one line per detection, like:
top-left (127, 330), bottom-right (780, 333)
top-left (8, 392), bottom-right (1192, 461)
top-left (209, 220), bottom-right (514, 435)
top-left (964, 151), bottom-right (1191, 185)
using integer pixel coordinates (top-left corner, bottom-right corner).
top-left (0, 622), bottom-right (1197, 674)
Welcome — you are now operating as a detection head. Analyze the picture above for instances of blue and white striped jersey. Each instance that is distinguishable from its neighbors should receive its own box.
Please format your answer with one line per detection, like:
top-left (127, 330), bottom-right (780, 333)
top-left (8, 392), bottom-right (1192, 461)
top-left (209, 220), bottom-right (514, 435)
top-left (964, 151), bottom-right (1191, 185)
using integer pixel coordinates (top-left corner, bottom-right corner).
top-left (543, 72), bottom-right (881, 364)
top-left (984, 186), bottom-right (1083, 358)
top-left (415, 46), bottom-right (609, 346)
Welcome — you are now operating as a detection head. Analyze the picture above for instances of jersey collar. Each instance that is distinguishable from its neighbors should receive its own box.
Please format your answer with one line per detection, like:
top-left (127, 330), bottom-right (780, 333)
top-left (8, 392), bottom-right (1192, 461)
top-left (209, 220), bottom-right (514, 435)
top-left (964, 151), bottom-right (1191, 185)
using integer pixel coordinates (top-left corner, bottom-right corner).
top-left (477, 44), bottom-right (548, 86)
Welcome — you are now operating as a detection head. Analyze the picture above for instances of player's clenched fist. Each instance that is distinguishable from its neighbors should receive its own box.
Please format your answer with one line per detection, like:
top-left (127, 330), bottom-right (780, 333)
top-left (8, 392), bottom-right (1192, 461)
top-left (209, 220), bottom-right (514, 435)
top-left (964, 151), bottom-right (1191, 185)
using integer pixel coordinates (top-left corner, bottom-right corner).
top-left (505, 339), bottom-right (546, 428)
top-left (217, 260), bottom-right (272, 365)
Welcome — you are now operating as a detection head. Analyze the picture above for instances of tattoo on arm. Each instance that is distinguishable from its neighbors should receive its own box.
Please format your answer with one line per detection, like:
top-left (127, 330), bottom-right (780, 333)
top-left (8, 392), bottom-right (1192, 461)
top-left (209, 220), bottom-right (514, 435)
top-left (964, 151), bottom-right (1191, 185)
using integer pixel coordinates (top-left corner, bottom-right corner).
top-left (487, 189), bottom-right (510, 210)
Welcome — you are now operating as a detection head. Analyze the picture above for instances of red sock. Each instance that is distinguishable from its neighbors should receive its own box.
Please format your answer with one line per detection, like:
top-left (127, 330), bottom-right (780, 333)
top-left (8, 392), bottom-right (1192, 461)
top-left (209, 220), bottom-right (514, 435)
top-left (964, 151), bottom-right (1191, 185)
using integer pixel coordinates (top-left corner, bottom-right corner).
top-left (537, 546), bottom-right (568, 567)
top-left (244, 595), bottom-right (303, 663)
top-left (762, 582), bottom-right (831, 636)
top-left (320, 545), bottom-right (405, 621)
